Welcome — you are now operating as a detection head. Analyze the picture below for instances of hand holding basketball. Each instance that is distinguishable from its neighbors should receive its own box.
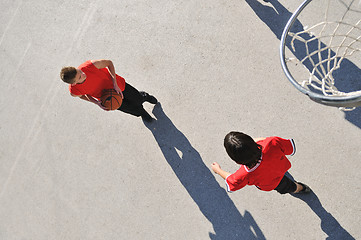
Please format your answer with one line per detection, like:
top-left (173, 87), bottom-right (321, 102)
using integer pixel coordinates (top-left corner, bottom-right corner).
top-left (97, 101), bottom-right (110, 111)
top-left (100, 89), bottom-right (123, 110)
top-left (113, 82), bottom-right (124, 99)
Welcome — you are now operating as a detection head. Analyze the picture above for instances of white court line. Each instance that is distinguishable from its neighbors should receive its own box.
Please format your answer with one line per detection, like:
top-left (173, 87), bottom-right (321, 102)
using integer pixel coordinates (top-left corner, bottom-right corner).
top-left (0, 2), bottom-right (98, 200)
top-left (0, 0), bottom-right (22, 48)
top-left (74, 3), bottom-right (98, 50)
top-left (0, 42), bottom-right (33, 200)
top-left (10, 42), bottom-right (31, 80)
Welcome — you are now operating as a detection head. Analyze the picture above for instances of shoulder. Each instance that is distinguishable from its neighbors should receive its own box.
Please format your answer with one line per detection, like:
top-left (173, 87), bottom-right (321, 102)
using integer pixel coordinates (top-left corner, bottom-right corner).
top-left (261, 136), bottom-right (288, 145)
top-left (90, 59), bottom-right (114, 69)
top-left (269, 136), bottom-right (293, 146)
top-left (258, 137), bottom-right (281, 154)
top-left (78, 60), bottom-right (96, 70)
top-left (265, 136), bottom-right (296, 156)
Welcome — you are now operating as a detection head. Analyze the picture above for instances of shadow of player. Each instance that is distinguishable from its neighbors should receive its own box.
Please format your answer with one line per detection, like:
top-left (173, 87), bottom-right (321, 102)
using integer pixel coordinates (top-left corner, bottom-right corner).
top-left (144, 103), bottom-right (265, 239)
top-left (284, 173), bottom-right (355, 239)
top-left (245, 0), bottom-right (361, 127)
top-left (292, 192), bottom-right (355, 240)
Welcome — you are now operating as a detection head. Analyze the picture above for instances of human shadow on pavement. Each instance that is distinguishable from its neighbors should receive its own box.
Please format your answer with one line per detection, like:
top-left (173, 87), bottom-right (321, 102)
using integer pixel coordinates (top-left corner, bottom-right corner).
top-left (285, 173), bottom-right (355, 239)
top-left (292, 192), bottom-right (355, 240)
top-left (144, 103), bottom-right (265, 239)
top-left (245, 0), bottom-right (361, 128)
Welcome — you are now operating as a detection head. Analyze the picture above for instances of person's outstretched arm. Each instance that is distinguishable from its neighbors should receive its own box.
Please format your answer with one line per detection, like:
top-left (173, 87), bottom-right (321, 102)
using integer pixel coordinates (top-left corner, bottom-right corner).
top-left (211, 162), bottom-right (231, 180)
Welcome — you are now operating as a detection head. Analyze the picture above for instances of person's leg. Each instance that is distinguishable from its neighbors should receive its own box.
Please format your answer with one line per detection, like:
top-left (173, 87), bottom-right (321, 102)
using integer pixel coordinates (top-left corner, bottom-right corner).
top-left (139, 91), bottom-right (158, 104)
top-left (294, 182), bottom-right (311, 193)
top-left (274, 175), bottom-right (297, 194)
top-left (118, 101), bottom-right (145, 117)
top-left (118, 83), bottom-right (154, 121)
top-left (274, 175), bottom-right (311, 194)
top-left (121, 83), bottom-right (157, 106)
top-left (122, 83), bottom-right (145, 106)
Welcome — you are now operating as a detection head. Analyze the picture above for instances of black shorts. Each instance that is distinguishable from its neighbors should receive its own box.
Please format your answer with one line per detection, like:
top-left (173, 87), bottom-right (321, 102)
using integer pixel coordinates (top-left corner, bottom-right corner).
top-left (274, 175), bottom-right (297, 194)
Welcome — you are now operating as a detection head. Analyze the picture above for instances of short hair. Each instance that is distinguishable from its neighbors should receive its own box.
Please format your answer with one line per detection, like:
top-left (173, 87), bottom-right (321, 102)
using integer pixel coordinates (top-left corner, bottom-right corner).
top-left (224, 132), bottom-right (262, 167)
top-left (60, 66), bottom-right (77, 84)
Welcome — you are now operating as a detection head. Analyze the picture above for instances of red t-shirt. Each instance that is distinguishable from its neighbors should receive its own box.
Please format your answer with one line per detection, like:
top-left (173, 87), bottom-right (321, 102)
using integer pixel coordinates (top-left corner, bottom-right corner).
top-left (69, 60), bottom-right (126, 99)
top-left (225, 137), bottom-right (296, 192)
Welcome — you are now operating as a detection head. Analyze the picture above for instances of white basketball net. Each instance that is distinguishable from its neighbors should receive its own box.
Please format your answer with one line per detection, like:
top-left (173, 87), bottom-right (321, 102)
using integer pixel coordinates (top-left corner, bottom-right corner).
top-left (287, 0), bottom-right (361, 99)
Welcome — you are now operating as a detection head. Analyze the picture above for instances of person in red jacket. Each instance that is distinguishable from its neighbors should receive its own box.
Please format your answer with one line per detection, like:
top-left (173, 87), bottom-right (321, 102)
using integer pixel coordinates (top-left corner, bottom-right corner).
top-left (211, 131), bottom-right (310, 194)
top-left (60, 59), bottom-right (157, 122)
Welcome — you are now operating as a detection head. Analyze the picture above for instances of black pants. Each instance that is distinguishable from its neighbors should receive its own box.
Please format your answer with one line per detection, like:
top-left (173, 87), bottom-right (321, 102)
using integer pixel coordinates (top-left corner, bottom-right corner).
top-left (117, 83), bottom-right (147, 117)
top-left (274, 175), bottom-right (297, 194)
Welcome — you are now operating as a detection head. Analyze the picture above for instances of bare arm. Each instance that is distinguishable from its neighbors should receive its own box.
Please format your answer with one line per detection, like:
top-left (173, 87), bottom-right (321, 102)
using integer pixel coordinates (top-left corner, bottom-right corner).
top-left (211, 162), bottom-right (231, 180)
top-left (91, 59), bottom-right (123, 98)
top-left (253, 137), bottom-right (266, 142)
top-left (70, 93), bottom-right (108, 110)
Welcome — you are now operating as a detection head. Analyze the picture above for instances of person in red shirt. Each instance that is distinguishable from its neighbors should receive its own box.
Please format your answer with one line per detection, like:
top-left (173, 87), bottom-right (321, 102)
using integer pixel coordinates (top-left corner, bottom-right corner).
top-left (211, 131), bottom-right (310, 194)
top-left (60, 59), bottom-right (157, 122)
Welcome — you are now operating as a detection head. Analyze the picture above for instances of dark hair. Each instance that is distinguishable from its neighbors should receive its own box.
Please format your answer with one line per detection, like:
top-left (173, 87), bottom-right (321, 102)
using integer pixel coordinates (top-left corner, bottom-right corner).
top-left (224, 131), bottom-right (262, 167)
top-left (60, 66), bottom-right (77, 84)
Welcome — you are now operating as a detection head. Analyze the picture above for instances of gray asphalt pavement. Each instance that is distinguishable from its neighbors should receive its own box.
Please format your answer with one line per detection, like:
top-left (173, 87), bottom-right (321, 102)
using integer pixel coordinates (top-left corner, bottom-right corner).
top-left (0, 0), bottom-right (360, 239)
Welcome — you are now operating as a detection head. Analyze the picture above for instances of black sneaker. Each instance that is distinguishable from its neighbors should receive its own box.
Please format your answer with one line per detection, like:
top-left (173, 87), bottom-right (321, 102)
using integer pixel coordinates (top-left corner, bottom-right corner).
top-left (146, 95), bottom-right (158, 104)
top-left (297, 182), bottom-right (311, 193)
top-left (141, 111), bottom-right (153, 122)
top-left (140, 91), bottom-right (158, 104)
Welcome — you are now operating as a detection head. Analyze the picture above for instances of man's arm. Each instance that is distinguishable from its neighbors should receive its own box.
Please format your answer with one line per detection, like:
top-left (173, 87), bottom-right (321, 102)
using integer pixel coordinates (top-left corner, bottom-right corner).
top-left (211, 162), bottom-right (231, 180)
top-left (91, 59), bottom-right (123, 98)
top-left (253, 137), bottom-right (266, 142)
top-left (71, 93), bottom-right (108, 110)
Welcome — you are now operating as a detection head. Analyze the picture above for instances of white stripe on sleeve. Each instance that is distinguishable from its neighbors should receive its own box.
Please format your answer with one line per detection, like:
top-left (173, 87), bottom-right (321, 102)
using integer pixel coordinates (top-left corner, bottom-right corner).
top-left (290, 139), bottom-right (296, 156)
top-left (225, 176), bottom-right (234, 193)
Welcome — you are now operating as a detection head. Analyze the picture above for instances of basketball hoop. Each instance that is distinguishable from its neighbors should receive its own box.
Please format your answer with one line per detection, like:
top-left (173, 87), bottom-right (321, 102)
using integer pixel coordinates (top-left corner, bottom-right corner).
top-left (280, 0), bottom-right (361, 110)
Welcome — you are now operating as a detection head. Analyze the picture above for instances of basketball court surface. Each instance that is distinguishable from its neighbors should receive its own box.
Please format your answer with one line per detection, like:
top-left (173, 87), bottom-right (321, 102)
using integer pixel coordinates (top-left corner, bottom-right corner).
top-left (0, 0), bottom-right (360, 239)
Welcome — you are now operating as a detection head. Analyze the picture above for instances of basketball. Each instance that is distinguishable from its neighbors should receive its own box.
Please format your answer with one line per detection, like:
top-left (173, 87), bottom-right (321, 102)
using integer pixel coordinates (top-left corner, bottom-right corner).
top-left (100, 89), bottom-right (123, 110)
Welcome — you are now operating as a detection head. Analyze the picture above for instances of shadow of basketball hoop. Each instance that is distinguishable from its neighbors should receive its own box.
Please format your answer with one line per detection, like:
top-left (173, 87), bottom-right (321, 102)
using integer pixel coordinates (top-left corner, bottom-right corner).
top-left (143, 103), bottom-right (265, 239)
top-left (245, 0), bottom-right (361, 128)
